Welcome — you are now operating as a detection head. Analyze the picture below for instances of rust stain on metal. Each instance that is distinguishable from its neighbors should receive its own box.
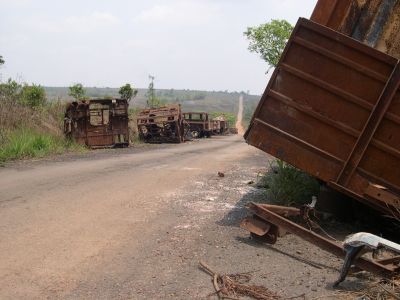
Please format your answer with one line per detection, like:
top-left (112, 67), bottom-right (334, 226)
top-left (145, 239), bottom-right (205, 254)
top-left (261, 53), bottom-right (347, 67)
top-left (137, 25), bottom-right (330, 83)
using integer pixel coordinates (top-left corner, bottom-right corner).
top-left (64, 98), bottom-right (129, 148)
top-left (311, 0), bottom-right (400, 59)
top-left (245, 18), bottom-right (400, 218)
top-left (137, 104), bottom-right (185, 143)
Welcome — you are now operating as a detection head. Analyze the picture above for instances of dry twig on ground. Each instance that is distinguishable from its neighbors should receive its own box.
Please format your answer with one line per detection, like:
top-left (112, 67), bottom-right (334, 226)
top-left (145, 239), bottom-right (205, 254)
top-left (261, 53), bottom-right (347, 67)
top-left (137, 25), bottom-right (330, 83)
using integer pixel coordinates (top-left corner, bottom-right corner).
top-left (199, 261), bottom-right (281, 300)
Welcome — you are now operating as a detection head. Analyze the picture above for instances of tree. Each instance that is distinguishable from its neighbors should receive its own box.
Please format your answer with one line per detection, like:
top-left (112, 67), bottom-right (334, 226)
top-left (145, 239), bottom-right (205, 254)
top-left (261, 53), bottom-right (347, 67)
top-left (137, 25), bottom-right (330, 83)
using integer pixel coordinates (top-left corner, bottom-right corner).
top-left (244, 19), bottom-right (293, 70)
top-left (20, 84), bottom-right (46, 108)
top-left (146, 75), bottom-right (160, 108)
top-left (68, 83), bottom-right (86, 101)
top-left (119, 83), bottom-right (138, 102)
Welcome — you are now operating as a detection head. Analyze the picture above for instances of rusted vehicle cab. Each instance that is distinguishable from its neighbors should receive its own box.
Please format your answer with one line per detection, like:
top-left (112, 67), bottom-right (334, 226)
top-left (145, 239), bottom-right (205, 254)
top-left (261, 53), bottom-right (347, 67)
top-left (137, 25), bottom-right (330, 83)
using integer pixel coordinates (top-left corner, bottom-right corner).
top-left (183, 112), bottom-right (212, 138)
top-left (64, 98), bottom-right (129, 148)
top-left (136, 104), bottom-right (185, 143)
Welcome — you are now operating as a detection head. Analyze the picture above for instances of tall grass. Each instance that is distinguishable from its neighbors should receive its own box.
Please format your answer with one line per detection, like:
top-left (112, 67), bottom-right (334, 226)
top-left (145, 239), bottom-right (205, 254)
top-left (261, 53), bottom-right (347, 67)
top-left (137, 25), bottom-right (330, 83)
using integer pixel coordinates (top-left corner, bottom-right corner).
top-left (0, 128), bottom-right (83, 163)
top-left (259, 160), bottom-right (320, 207)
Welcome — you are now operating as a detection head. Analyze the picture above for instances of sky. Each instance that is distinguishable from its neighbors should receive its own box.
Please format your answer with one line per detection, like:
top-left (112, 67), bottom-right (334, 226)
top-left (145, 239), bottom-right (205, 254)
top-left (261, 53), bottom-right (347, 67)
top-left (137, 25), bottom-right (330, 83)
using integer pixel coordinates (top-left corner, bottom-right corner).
top-left (0, 0), bottom-right (317, 94)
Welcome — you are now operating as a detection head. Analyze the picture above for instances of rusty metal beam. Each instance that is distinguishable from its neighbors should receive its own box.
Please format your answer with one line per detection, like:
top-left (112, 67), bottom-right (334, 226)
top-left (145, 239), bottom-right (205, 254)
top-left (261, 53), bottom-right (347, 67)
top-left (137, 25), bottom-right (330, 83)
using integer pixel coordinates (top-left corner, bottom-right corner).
top-left (246, 202), bottom-right (396, 277)
top-left (337, 63), bottom-right (400, 186)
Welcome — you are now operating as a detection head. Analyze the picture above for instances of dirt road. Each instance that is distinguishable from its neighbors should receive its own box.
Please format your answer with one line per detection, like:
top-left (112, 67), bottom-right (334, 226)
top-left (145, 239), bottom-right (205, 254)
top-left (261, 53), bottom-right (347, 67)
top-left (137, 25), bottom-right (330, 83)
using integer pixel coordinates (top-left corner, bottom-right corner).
top-left (0, 136), bottom-right (353, 299)
top-left (235, 95), bottom-right (245, 135)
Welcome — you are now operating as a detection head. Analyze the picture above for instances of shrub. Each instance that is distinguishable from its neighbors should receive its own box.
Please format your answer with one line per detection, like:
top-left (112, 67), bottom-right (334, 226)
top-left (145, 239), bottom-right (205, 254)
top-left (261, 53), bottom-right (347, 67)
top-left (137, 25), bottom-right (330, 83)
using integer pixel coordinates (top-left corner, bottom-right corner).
top-left (20, 84), bottom-right (46, 108)
top-left (0, 78), bottom-right (22, 103)
top-left (260, 160), bottom-right (320, 207)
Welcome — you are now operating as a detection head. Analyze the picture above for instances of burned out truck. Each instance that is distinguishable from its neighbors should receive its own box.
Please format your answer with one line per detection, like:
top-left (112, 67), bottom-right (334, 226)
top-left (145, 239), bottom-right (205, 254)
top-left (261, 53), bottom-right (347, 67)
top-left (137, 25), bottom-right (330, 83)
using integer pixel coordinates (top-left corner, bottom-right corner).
top-left (136, 104), bottom-right (185, 143)
top-left (64, 98), bottom-right (129, 148)
top-left (246, 0), bottom-right (400, 222)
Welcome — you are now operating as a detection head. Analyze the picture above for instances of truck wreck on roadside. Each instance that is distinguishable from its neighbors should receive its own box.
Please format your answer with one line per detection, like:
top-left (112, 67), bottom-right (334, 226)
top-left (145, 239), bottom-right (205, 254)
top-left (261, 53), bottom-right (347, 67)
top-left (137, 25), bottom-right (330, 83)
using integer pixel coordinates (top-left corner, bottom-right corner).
top-left (64, 98), bottom-right (129, 148)
top-left (241, 0), bottom-right (400, 286)
top-left (183, 112), bottom-right (212, 138)
top-left (211, 115), bottom-right (229, 135)
top-left (137, 104), bottom-right (186, 143)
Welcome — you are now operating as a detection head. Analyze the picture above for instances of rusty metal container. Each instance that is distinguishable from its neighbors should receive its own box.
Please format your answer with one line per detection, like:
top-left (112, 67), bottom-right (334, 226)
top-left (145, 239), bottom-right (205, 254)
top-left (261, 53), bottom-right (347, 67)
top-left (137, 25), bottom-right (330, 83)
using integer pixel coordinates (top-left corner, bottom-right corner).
top-left (245, 18), bottom-right (400, 217)
top-left (64, 98), bottom-right (129, 148)
top-left (311, 0), bottom-right (400, 59)
top-left (137, 104), bottom-right (185, 143)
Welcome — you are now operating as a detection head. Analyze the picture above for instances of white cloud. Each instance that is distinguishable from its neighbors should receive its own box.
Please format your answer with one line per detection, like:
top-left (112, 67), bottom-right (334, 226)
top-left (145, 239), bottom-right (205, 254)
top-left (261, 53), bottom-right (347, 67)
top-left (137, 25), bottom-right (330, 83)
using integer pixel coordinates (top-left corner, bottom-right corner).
top-left (134, 1), bottom-right (221, 25)
top-left (29, 11), bottom-right (120, 34)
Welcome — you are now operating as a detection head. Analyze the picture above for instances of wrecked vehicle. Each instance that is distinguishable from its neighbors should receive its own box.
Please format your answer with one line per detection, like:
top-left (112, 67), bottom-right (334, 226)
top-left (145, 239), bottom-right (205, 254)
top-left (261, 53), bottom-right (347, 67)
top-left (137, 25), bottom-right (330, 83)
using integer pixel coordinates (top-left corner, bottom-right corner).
top-left (64, 98), bottom-right (129, 148)
top-left (245, 17), bottom-right (400, 219)
top-left (211, 116), bottom-right (229, 135)
top-left (137, 104), bottom-right (185, 143)
top-left (241, 0), bottom-right (400, 285)
top-left (183, 112), bottom-right (212, 138)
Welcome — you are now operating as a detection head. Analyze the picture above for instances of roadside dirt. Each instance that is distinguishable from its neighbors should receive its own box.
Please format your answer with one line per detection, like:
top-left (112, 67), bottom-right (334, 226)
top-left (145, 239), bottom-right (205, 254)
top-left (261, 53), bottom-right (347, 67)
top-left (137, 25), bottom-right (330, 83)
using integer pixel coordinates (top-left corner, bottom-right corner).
top-left (0, 135), bottom-right (372, 299)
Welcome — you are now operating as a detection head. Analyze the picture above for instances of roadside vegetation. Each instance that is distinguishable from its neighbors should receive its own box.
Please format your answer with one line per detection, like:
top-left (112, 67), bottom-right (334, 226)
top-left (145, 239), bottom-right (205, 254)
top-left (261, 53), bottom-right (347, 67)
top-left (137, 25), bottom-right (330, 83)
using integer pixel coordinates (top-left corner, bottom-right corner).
top-left (257, 160), bottom-right (320, 207)
top-left (0, 61), bottom-right (85, 163)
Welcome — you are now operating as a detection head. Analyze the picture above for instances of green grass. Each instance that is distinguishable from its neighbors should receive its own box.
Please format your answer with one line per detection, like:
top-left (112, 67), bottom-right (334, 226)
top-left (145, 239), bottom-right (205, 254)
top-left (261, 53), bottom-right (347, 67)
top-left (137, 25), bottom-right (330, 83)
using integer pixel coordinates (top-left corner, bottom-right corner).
top-left (258, 160), bottom-right (320, 207)
top-left (0, 128), bottom-right (85, 163)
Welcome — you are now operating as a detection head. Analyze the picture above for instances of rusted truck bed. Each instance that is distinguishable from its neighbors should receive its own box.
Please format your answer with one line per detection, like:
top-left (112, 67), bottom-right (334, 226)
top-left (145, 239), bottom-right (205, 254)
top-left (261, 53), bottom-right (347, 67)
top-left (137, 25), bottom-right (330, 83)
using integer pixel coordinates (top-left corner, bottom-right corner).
top-left (245, 18), bottom-right (400, 218)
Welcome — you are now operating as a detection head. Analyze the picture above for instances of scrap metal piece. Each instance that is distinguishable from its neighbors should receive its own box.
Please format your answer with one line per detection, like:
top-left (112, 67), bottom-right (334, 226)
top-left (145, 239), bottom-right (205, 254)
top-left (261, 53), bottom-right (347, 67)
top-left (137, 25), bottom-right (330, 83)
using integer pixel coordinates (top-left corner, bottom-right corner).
top-left (335, 232), bottom-right (400, 286)
top-left (242, 203), bottom-right (399, 282)
top-left (344, 232), bottom-right (400, 252)
top-left (334, 244), bottom-right (365, 287)
top-left (240, 216), bottom-right (271, 236)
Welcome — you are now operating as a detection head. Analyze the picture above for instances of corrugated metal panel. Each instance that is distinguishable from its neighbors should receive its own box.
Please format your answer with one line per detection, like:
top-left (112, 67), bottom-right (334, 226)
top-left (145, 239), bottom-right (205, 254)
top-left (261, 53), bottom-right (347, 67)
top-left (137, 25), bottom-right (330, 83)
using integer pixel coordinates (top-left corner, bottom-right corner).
top-left (245, 18), bottom-right (400, 216)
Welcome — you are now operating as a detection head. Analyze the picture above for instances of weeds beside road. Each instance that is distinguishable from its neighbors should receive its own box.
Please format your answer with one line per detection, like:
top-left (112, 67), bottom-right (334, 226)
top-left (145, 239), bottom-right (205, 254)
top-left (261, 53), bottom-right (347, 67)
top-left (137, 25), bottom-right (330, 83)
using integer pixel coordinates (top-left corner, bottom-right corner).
top-left (0, 80), bottom-right (84, 163)
top-left (257, 160), bottom-right (320, 207)
top-left (0, 128), bottom-right (83, 163)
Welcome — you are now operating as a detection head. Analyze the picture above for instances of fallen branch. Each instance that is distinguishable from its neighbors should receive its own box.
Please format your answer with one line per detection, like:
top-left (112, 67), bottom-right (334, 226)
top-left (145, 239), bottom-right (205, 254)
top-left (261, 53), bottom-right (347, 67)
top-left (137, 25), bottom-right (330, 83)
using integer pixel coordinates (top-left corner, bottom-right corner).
top-left (199, 261), bottom-right (281, 300)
